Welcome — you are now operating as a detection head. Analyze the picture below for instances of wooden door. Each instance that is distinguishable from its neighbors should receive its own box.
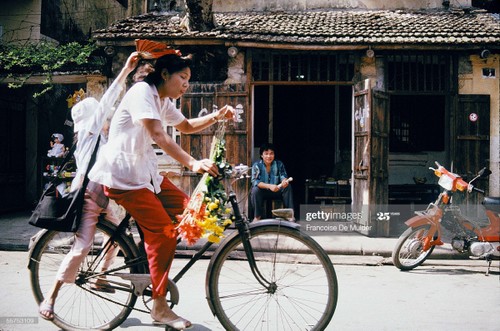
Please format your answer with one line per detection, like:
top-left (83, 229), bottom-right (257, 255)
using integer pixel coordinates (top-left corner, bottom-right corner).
top-left (352, 79), bottom-right (389, 236)
top-left (180, 83), bottom-right (250, 202)
top-left (454, 94), bottom-right (490, 209)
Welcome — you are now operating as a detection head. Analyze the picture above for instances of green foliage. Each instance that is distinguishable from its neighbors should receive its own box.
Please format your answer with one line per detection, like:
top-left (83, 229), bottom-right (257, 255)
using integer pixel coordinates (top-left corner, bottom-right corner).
top-left (0, 40), bottom-right (99, 97)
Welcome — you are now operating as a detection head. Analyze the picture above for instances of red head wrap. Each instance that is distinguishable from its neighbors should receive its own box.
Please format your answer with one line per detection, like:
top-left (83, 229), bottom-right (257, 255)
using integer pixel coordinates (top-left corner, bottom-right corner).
top-left (135, 39), bottom-right (182, 59)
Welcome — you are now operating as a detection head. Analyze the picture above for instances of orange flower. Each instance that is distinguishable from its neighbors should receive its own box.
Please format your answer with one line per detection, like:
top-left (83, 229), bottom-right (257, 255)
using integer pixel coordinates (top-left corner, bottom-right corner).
top-left (176, 132), bottom-right (231, 245)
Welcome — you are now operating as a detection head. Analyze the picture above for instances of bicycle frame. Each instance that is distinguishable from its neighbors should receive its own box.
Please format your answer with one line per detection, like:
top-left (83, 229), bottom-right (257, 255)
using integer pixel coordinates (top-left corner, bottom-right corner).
top-left (29, 123), bottom-right (338, 330)
top-left (86, 169), bottom-right (299, 315)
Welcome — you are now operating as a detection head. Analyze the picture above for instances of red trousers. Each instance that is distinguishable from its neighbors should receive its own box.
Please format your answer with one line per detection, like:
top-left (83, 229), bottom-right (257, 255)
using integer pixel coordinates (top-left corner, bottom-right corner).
top-left (104, 177), bottom-right (188, 298)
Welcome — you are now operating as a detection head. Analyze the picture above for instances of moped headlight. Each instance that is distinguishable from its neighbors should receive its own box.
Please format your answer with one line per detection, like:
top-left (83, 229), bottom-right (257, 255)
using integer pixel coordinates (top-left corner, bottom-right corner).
top-left (438, 175), bottom-right (453, 191)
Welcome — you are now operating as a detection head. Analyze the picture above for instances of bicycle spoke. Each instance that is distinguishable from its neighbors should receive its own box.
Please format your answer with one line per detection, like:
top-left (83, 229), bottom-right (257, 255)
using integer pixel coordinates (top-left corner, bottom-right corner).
top-left (208, 225), bottom-right (337, 330)
top-left (29, 222), bottom-right (141, 330)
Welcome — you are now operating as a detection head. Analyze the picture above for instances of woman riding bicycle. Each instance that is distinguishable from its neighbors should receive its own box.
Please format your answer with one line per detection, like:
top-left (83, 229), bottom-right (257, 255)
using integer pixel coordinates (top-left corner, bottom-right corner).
top-left (88, 49), bottom-right (234, 329)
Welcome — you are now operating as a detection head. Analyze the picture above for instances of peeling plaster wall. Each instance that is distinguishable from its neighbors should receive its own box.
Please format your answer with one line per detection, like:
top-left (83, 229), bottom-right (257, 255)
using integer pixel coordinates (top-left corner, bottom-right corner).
top-left (85, 75), bottom-right (108, 100)
top-left (1, 0), bottom-right (42, 43)
top-left (224, 52), bottom-right (246, 84)
top-left (62, 1), bottom-right (128, 37)
top-left (459, 55), bottom-right (500, 196)
top-left (213, 0), bottom-right (470, 12)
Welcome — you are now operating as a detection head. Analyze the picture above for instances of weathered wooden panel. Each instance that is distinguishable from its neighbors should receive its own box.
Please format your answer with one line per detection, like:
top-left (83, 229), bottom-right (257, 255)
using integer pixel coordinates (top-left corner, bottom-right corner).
top-left (352, 79), bottom-right (389, 236)
top-left (179, 83), bottom-right (250, 205)
top-left (454, 94), bottom-right (490, 210)
top-left (371, 90), bottom-right (389, 205)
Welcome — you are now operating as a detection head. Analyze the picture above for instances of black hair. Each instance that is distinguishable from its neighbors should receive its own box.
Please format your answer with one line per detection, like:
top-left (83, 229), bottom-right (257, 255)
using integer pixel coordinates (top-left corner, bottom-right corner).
top-left (127, 59), bottom-right (155, 86)
top-left (259, 142), bottom-right (276, 157)
top-left (144, 53), bottom-right (193, 86)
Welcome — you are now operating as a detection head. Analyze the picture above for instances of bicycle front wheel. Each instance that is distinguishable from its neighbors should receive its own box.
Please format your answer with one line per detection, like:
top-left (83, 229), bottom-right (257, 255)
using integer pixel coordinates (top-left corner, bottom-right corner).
top-left (28, 221), bottom-right (141, 330)
top-left (207, 224), bottom-right (338, 331)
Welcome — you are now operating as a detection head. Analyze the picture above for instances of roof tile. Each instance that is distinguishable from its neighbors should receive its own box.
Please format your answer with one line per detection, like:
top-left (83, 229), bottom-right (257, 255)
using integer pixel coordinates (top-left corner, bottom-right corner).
top-left (93, 9), bottom-right (500, 46)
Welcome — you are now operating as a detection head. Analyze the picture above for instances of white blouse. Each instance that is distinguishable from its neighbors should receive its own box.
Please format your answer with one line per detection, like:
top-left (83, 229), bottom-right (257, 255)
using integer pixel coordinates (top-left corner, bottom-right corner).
top-left (70, 76), bottom-right (125, 192)
top-left (88, 82), bottom-right (185, 193)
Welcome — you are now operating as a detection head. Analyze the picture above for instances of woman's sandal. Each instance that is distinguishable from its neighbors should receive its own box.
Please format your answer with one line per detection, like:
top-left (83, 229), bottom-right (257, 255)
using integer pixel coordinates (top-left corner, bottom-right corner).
top-left (152, 316), bottom-right (192, 330)
top-left (38, 300), bottom-right (54, 321)
top-left (90, 280), bottom-right (116, 293)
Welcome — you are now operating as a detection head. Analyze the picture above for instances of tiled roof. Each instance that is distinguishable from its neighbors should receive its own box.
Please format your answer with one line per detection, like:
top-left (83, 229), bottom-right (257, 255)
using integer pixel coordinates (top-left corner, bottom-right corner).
top-left (93, 8), bottom-right (500, 47)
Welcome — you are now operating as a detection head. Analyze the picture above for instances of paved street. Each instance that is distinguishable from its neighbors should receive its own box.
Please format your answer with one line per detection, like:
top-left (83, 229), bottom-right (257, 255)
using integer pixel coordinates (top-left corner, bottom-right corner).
top-left (0, 251), bottom-right (499, 331)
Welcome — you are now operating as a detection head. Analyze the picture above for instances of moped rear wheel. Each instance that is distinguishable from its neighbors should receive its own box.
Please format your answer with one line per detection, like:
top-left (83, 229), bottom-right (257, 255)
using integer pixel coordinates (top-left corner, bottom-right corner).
top-left (392, 225), bottom-right (435, 271)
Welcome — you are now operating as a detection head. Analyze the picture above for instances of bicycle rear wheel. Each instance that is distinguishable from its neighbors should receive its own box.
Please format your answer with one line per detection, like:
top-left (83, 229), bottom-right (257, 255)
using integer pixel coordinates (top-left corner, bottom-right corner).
top-left (207, 223), bottom-right (338, 331)
top-left (28, 220), bottom-right (141, 330)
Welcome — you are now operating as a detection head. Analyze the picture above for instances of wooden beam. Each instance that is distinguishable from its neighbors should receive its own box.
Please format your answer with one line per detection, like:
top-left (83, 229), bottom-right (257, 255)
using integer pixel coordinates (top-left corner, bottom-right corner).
top-left (97, 38), bottom-right (500, 52)
top-left (252, 81), bottom-right (353, 86)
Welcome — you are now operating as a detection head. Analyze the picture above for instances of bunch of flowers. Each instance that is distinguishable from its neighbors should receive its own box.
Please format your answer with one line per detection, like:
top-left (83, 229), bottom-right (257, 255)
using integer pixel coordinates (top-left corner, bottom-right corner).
top-left (176, 135), bottom-right (233, 245)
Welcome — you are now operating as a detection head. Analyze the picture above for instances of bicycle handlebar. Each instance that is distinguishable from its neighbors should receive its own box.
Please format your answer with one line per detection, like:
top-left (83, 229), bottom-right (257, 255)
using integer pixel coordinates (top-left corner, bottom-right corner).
top-left (226, 164), bottom-right (250, 179)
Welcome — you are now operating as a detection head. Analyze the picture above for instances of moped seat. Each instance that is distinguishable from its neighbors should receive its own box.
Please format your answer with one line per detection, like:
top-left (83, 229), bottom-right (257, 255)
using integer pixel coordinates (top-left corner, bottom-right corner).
top-left (483, 197), bottom-right (500, 213)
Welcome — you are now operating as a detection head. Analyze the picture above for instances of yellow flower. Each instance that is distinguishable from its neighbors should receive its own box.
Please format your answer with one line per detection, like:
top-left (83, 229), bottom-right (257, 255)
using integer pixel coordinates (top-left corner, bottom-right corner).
top-left (208, 202), bottom-right (218, 211)
top-left (207, 234), bottom-right (221, 243)
top-left (205, 216), bottom-right (218, 223)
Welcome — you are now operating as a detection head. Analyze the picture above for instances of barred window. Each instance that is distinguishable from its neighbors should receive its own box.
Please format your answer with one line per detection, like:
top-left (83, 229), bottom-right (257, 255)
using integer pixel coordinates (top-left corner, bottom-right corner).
top-left (252, 52), bottom-right (355, 82)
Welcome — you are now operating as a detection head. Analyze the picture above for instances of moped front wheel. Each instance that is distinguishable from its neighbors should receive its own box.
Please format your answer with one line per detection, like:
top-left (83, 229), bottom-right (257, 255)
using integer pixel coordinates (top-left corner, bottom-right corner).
top-left (392, 225), bottom-right (436, 271)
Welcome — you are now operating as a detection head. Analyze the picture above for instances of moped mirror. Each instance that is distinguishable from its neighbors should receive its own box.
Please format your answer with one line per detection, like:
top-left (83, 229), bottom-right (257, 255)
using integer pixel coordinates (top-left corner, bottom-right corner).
top-left (478, 167), bottom-right (492, 178)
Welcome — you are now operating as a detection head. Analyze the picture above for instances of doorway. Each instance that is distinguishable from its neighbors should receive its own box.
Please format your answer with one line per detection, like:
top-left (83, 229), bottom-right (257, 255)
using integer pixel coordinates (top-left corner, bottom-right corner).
top-left (0, 86), bottom-right (27, 212)
top-left (253, 85), bottom-right (352, 210)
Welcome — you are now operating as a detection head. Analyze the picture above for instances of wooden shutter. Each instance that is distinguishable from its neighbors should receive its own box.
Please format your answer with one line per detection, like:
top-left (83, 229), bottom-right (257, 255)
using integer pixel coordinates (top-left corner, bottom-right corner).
top-left (454, 94), bottom-right (490, 208)
top-left (179, 83), bottom-right (249, 199)
top-left (352, 79), bottom-right (389, 236)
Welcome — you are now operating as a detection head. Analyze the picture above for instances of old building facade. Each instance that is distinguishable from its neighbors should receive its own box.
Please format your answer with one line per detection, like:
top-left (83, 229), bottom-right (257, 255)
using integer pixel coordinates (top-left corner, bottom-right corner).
top-left (2, 0), bottom-right (499, 236)
top-left (89, 0), bottom-right (500, 236)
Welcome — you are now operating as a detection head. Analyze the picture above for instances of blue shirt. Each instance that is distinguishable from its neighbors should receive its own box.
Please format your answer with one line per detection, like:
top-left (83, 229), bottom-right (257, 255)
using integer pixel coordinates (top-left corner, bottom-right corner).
top-left (251, 160), bottom-right (288, 187)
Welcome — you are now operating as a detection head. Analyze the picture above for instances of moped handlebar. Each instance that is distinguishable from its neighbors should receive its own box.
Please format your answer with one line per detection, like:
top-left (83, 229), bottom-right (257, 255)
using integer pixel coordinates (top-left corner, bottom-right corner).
top-left (471, 186), bottom-right (485, 194)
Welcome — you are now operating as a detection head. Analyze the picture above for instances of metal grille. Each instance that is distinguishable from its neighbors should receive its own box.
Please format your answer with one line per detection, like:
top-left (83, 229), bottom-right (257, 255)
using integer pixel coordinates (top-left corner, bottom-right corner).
top-left (252, 52), bottom-right (355, 82)
top-left (387, 54), bottom-right (449, 92)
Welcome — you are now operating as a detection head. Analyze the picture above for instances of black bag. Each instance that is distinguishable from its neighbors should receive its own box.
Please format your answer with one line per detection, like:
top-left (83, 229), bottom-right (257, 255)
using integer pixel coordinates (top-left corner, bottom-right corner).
top-left (29, 137), bottom-right (100, 232)
top-left (28, 180), bottom-right (85, 232)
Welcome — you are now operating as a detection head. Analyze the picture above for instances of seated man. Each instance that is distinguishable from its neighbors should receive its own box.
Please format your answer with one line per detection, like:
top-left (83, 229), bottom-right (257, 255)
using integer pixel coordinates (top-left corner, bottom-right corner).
top-left (250, 143), bottom-right (294, 221)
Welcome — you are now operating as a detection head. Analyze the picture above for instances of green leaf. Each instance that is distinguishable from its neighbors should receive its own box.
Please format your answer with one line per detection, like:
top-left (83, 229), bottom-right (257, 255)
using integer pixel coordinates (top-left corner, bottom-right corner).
top-left (0, 40), bottom-right (99, 97)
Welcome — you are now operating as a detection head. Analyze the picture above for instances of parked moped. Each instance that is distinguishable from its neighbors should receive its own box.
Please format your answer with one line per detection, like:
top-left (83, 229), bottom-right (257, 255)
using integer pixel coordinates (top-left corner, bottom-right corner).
top-left (392, 162), bottom-right (500, 274)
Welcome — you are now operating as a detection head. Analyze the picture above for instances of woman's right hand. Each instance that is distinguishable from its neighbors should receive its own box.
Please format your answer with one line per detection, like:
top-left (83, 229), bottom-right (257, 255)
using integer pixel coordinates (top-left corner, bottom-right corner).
top-left (125, 52), bottom-right (141, 73)
top-left (191, 159), bottom-right (219, 177)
